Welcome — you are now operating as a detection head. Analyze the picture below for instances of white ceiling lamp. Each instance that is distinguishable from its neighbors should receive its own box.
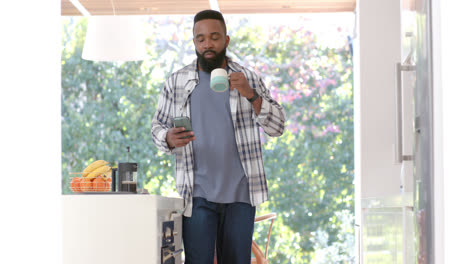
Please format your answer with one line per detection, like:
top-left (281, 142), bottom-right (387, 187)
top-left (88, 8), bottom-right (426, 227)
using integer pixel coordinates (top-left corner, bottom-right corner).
top-left (82, 16), bottom-right (146, 62)
top-left (75, 0), bottom-right (146, 62)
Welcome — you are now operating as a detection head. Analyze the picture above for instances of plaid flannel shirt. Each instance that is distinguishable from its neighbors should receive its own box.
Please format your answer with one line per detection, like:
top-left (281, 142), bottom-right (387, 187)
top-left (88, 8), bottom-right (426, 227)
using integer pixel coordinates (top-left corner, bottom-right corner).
top-left (151, 57), bottom-right (285, 217)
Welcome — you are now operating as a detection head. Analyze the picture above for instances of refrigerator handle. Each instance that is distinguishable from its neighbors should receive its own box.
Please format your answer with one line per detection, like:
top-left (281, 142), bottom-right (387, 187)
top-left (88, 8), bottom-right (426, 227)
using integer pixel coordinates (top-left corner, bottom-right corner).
top-left (395, 62), bottom-right (416, 163)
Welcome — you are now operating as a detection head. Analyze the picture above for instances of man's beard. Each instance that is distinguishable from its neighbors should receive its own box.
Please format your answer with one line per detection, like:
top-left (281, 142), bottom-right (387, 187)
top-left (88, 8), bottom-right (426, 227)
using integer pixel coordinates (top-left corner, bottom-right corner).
top-left (196, 48), bottom-right (227, 72)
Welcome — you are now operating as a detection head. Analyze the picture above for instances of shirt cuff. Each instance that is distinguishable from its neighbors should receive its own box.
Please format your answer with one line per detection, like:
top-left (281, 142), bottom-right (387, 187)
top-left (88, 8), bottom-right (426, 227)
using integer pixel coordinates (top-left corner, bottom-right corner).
top-left (159, 129), bottom-right (175, 154)
top-left (254, 96), bottom-right (272, 126)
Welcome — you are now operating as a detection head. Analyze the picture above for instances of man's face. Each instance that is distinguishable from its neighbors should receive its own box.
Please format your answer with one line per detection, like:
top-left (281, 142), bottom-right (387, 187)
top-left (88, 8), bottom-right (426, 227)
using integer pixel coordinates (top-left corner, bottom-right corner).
top-left (193, 19), bottom-right (230, 72)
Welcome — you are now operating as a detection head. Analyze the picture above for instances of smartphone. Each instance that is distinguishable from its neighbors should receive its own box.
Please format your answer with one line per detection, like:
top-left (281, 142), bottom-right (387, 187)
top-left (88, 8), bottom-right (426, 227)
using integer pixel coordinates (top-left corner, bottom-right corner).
top-left (172, 116), bottom-right (193, 139)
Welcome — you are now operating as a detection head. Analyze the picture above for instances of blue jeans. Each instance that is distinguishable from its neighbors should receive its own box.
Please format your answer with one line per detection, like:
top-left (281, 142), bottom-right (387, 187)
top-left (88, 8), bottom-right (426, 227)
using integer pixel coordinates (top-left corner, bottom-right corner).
top-left (183, 197), bottom-right (256, 264)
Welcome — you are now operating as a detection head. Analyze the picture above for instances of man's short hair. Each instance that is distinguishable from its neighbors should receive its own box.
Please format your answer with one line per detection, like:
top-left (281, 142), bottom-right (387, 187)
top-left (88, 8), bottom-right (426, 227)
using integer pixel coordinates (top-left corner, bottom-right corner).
top-left (193, 9), bottom-right (227, 34)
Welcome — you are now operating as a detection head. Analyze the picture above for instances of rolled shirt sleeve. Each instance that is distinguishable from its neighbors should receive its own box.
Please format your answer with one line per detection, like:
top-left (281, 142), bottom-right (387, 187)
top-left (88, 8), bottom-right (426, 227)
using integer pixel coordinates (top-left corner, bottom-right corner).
top-left (151, 79), bottom-right (175, 154)
top-left (254, 76), bottom-right (286, 137)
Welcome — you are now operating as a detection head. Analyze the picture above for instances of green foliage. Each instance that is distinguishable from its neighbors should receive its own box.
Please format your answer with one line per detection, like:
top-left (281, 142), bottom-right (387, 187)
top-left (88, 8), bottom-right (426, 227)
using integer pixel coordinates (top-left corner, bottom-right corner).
top-left (61, 15), bottom-right (354, 263)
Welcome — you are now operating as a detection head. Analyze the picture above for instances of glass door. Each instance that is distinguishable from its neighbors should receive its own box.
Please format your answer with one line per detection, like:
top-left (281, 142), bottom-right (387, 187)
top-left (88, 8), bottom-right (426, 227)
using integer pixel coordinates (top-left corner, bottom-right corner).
top-left (412, 0), bottom-right (434, 263)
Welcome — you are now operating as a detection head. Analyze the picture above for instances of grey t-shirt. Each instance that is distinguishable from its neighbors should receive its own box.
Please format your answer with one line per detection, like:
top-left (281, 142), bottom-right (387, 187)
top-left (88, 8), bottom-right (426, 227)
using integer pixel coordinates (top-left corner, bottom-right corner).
top-left (189, 69), bottom-right (250, 204)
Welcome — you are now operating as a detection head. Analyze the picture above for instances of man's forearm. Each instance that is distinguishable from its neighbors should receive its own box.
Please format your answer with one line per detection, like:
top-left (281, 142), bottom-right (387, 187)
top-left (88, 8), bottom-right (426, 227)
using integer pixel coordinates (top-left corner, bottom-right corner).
top-left (252, 97), bottom-right (262, 115)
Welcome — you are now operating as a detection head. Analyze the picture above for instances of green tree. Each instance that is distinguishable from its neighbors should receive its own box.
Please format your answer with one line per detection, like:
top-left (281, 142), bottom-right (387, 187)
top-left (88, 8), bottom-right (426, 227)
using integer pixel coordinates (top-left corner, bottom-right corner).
top-left (61, 15), bottom-right (354, 263)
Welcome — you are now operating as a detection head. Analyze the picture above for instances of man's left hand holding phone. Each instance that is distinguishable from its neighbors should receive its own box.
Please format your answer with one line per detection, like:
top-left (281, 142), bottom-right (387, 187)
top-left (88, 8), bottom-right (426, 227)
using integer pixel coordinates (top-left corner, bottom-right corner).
top-left (166, 116), bottom-right (196, 149)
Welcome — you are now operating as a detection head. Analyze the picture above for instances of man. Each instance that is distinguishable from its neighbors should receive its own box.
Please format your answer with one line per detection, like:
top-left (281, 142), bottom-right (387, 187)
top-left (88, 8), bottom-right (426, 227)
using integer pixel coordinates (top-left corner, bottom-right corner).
top-left (151, 10), bottom-right (285, 264)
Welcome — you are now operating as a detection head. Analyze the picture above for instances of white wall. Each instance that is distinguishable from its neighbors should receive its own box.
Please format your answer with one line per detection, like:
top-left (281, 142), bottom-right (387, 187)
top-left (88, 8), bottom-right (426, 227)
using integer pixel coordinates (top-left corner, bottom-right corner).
top-left (432, 0), bottom-right (468, 263)
top-left (432, 1), bottom-right (444, 263)
top-left (0, 1), bottom-right (61, 263)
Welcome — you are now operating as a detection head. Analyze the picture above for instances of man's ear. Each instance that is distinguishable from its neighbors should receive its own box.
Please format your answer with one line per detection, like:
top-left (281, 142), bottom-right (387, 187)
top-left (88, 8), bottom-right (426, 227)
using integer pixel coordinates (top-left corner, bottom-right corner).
top-left (192, 38), bottom-right (199, 54)
top-left (225, 35), bottom-right (230, 48)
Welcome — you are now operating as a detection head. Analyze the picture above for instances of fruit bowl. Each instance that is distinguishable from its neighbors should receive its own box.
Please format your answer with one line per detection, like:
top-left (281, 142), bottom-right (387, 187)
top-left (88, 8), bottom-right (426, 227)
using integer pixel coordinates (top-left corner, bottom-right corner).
top-left (69, 173), bottom-right (112, 193)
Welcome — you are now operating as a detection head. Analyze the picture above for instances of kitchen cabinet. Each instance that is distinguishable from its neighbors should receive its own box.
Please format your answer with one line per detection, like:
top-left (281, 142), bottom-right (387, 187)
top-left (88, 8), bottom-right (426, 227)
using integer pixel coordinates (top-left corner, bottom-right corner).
top-left (63, 195), bottom-right (184, 264)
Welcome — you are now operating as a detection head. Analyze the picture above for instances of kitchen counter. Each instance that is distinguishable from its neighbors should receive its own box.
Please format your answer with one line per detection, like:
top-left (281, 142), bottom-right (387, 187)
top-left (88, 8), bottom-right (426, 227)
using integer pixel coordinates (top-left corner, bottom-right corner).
top-left (62, 194), bottom-right (184, 264)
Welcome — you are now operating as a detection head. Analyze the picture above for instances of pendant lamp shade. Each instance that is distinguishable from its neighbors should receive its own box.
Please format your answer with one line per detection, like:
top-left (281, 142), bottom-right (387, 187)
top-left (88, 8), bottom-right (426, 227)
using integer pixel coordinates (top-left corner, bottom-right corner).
top-left (82, 16), bottom-right (146, 62)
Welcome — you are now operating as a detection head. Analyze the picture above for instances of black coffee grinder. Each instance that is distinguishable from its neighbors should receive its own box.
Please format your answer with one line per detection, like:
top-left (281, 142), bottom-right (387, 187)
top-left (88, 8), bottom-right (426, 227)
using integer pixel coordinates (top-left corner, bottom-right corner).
top-left (111, 146), bottom-right (138, 193)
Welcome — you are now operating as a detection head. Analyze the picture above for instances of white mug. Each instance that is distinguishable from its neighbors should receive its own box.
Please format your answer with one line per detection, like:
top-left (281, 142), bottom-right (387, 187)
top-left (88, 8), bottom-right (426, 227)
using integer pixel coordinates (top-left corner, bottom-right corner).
top-left (210, 68), bottom-right (229, 92)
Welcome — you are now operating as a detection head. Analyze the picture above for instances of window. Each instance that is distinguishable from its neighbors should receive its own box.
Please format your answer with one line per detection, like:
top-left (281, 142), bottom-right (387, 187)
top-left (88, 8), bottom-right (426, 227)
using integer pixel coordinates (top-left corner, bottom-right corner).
top-left (61, 13), bottom-right (355, 263)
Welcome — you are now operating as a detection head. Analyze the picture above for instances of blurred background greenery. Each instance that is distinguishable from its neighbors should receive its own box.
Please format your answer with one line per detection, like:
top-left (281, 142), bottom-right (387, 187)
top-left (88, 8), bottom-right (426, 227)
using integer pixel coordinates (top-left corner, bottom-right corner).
top-left (61, 14), bottom-right (354, 263)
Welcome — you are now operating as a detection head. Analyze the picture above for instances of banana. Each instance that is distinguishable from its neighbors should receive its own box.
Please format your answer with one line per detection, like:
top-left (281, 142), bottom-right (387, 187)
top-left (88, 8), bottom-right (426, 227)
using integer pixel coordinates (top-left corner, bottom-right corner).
top-left (103, 169), bottom-right (112, 179)
top-left (82, 160), bottom-right (109, 177)
top-left (86, 165), bottom-right (111, 179)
